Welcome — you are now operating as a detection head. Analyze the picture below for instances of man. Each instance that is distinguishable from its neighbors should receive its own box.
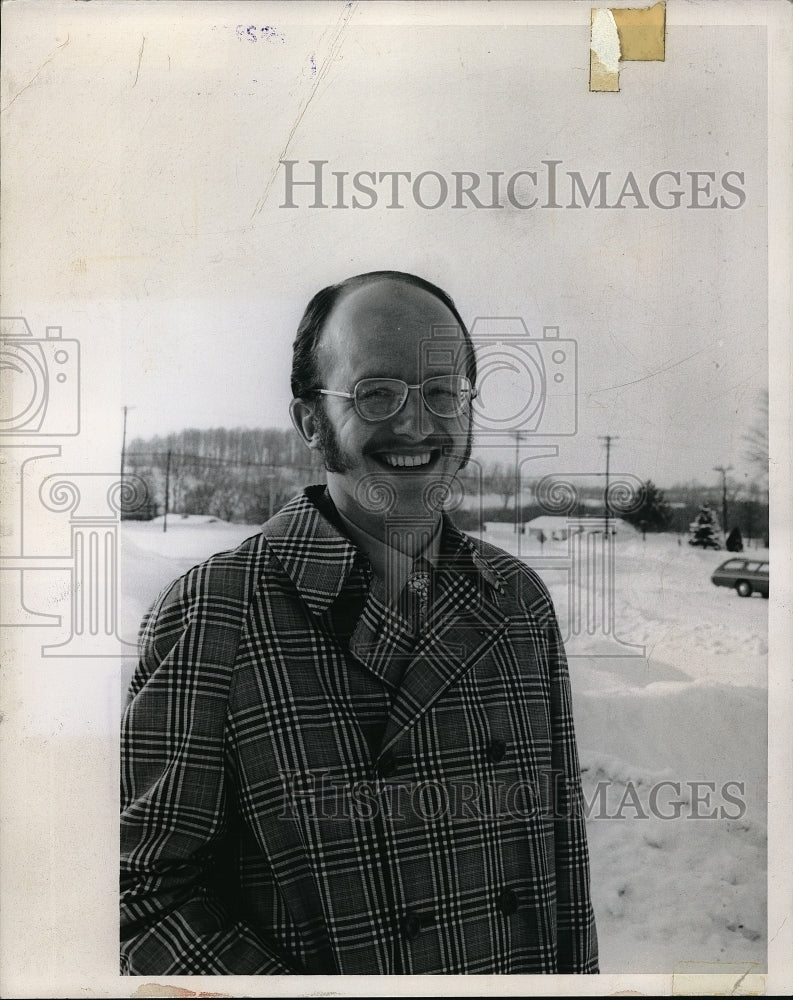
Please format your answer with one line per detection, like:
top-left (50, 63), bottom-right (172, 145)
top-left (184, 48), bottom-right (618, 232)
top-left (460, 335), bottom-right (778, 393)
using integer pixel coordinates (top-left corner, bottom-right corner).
top-left (120, 271), bottom-right (598, 975)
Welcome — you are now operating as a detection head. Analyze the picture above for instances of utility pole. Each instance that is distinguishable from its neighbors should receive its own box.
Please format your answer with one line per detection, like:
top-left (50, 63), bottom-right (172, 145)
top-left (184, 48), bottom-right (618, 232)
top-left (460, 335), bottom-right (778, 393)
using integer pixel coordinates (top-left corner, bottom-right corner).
top-left (120, 405), bottom-right (136, 480)
top-left (121, 406), bottom-right (129, 482)
top-left (512, 430), bottom-right (529, 534)
top-left (599, 435), bottom-right (619, 538)
top-left (163, 449), bottom-right (172, 533)
top-left (120, 405), bottom-right (136, 520)
top-left (713, 464), bottom-right (733, 538)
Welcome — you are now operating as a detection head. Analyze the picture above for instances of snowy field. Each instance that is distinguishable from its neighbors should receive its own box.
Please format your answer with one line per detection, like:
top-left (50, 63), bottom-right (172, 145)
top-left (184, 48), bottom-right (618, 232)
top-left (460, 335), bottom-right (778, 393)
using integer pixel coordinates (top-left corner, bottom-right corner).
top-left (120, 514), bottom-right (768, 974)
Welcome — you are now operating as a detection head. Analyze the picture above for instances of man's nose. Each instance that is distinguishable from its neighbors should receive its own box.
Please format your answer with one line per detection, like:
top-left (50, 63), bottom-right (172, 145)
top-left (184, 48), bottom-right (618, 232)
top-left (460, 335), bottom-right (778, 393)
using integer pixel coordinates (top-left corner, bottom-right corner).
top-left (390, 385), bottom-right (434, 438)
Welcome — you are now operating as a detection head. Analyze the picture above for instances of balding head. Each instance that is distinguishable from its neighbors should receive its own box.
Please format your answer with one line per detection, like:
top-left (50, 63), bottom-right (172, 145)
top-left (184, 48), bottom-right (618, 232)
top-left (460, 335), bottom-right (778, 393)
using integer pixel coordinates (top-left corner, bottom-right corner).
top-left (290, 271), bottom-right (476, 400)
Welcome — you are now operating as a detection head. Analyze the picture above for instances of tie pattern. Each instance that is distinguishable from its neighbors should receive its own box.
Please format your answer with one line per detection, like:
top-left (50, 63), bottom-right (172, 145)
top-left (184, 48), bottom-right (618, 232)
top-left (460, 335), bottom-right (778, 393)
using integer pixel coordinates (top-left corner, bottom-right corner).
top-left (405, 560), bottom-right (431, 634)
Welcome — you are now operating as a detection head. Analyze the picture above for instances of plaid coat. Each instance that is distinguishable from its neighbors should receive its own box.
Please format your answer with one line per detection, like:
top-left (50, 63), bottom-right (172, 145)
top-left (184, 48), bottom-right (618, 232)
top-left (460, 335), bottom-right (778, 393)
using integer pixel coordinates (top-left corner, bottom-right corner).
top-left (121, 487), bottom-right (598, 976)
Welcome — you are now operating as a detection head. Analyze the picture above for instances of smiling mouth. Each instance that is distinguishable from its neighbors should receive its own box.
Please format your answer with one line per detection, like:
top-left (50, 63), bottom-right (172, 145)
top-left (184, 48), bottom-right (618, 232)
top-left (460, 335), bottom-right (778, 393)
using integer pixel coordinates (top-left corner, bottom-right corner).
top-left (374, 450), bottom-right (438, 469)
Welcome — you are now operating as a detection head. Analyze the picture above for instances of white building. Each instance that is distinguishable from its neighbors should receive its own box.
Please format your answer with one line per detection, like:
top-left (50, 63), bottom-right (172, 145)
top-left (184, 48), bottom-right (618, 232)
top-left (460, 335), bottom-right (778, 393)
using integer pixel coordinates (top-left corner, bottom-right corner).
top-left (524, 515), bottom-right (629, 541)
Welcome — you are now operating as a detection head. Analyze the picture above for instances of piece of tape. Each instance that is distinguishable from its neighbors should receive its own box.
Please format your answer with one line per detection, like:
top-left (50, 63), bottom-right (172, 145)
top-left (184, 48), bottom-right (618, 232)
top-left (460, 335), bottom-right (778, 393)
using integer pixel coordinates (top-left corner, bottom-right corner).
top-left (590, 1), bottom-right (666, 92)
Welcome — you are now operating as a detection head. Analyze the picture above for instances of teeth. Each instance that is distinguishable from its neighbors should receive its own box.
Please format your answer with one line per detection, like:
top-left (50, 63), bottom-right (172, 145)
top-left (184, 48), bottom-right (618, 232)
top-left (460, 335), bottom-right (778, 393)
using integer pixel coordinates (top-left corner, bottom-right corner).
top-left (382, 452), bottom-right (432, 468)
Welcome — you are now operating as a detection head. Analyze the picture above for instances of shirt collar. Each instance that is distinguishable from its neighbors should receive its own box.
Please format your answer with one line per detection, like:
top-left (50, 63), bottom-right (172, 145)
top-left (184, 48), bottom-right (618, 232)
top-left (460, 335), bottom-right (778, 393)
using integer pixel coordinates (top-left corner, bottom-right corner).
top-left (260, 485), bottom-right (505, 615)
top-left (332, 501), bottom-right (442, 598)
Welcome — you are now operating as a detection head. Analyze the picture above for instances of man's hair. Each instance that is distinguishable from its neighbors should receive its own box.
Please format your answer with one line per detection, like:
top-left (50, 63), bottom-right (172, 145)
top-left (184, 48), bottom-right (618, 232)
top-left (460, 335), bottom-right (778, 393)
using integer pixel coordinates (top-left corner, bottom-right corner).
top-left (290, 270), bottom-right (477, 399)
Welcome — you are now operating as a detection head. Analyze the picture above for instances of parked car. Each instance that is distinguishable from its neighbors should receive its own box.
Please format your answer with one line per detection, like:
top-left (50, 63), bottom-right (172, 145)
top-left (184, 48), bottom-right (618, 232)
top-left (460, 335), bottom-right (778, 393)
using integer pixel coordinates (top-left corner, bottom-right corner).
top-left (711, 558), bottom-right (769, 598)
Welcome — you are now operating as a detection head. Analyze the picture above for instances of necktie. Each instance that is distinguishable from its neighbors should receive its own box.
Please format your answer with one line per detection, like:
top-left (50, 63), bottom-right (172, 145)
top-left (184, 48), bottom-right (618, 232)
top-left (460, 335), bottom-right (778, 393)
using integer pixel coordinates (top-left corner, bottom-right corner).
top-left (405, 559), bottom-right (431, 635)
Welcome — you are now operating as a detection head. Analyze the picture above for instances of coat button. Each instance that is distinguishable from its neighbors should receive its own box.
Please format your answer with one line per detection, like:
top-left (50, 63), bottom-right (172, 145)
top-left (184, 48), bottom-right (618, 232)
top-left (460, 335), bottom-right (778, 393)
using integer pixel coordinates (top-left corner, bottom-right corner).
top-left (402, 912), bottom-right (422, 941)
top-left (498, 888), bottom-right (519, 916)
top-left (486, 738), bottom-right (507, 763)
top-left (376, 752), bottom-right (398, 779)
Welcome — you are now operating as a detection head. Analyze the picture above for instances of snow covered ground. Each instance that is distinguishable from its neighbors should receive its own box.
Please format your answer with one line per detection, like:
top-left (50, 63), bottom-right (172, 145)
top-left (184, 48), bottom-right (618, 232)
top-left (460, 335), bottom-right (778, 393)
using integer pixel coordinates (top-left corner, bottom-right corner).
top-left (120, 514), bottom-right (768, 974)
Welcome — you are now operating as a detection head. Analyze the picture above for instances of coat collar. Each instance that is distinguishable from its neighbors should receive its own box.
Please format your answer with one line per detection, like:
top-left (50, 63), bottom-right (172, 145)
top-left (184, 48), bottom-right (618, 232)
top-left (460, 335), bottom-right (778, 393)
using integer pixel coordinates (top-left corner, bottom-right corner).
top-left (260, 487), bottom-right (360, 616)
top-left (260, 485), bottom-right (506, 615)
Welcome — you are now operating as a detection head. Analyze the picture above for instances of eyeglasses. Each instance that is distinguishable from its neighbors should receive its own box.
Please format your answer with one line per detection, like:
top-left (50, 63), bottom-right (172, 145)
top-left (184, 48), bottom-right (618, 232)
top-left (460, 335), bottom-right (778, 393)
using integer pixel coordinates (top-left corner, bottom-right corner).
top-left (310, 375), bottom-right (478, 422)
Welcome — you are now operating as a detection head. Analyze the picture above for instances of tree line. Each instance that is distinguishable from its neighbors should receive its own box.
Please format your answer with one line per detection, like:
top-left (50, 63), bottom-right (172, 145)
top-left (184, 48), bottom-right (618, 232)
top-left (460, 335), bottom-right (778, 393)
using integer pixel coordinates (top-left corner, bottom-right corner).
top-left (124, 427), bottom-right (326, 523)
top-left (123, 427), bottom-right (768, 546)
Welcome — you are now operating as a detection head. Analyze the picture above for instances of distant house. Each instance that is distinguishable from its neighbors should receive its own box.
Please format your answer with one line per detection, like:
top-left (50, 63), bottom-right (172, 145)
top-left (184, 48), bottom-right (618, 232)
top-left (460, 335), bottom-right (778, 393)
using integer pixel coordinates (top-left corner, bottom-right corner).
top-left (524, 515), bottom-right (629, 541)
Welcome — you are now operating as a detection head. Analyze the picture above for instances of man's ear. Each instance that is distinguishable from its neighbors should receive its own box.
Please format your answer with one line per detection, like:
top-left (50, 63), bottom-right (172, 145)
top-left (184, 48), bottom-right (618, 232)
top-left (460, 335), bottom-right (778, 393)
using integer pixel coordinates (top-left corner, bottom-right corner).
top-left (289, 397), bottom-right (321, 451)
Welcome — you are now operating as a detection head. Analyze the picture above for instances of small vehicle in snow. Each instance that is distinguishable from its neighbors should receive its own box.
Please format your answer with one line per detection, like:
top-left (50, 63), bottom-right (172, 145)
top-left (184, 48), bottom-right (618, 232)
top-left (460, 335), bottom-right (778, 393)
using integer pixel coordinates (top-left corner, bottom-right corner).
top-left (711, 558), bottom-right (769, 598)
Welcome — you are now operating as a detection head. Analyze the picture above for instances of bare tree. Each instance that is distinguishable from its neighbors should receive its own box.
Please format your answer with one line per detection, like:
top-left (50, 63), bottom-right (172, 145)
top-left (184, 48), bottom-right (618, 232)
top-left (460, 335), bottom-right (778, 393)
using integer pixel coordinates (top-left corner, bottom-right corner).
top-left (484, 461), bottom-right (516, 511)
top-left (210, 485), bottom-right (241, 522)
top-left (743, 388), bottom-right (769, 485)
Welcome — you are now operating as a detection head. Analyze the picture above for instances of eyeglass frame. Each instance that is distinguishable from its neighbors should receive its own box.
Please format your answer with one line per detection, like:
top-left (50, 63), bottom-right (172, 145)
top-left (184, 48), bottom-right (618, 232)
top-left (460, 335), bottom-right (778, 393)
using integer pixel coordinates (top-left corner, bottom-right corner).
top-left (306, 375), bottom-right (479, 423)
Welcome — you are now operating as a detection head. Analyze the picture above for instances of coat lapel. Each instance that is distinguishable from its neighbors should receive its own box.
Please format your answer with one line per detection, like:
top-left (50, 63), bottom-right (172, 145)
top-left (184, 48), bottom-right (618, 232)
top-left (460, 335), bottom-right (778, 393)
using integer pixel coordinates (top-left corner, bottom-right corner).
top-left (379, 534), bottom-right (510, 756)
top-left (262, 489), bottom-right (419, 689)
top-left (260, 488), bottom-right (359, 614)
top-left (261, 489), bottom-right (512, 745)
top-left (348, 587), bottom-right (416, 689)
